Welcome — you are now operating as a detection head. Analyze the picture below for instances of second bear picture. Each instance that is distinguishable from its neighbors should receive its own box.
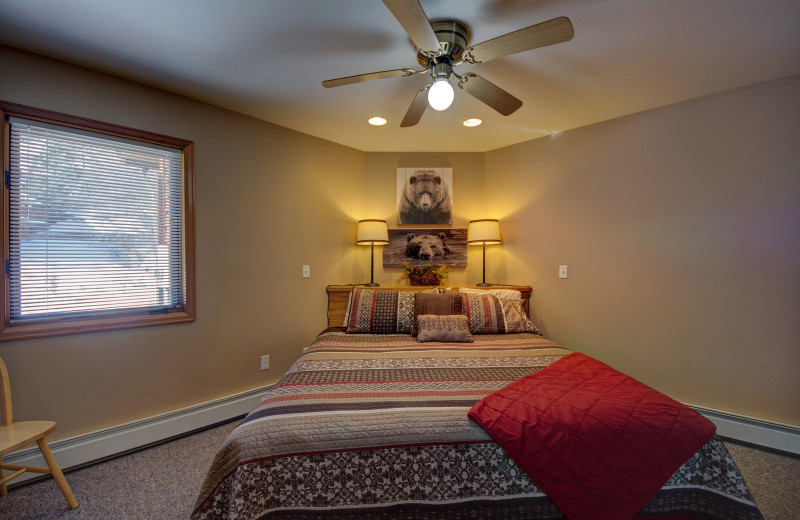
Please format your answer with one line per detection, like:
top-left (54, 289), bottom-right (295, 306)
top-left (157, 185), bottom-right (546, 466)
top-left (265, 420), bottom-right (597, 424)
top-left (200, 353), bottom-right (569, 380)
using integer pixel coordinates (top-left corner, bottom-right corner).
top-left (397, 167), bottom-right (452, 225)
top-left (383, 228), bottom-right (468, 268)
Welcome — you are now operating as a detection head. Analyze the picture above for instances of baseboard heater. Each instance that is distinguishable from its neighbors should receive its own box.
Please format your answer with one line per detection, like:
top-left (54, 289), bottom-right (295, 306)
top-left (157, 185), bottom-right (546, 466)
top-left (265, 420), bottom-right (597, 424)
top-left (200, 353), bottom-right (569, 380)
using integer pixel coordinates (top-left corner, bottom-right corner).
top-left (4, 384), bottom-right (272, 487)
top-left (690, 404), bottom-right (800, 455)
top-left (5, 391), bottom-right (797, 488)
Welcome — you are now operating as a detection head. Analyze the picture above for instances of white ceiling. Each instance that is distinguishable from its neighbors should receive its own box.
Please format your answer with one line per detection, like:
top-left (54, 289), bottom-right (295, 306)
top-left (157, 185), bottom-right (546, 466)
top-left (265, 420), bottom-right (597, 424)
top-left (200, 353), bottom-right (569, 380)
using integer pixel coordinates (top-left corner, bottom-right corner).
top-left (1, 0), bottom-right (798, 152)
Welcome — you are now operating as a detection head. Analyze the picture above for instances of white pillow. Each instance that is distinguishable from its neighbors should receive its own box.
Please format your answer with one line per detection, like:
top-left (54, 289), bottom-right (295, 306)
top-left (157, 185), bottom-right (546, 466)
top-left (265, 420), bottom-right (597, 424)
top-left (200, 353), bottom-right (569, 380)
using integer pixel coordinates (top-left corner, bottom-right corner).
top-left (459, 287), bottom-right (522, 301)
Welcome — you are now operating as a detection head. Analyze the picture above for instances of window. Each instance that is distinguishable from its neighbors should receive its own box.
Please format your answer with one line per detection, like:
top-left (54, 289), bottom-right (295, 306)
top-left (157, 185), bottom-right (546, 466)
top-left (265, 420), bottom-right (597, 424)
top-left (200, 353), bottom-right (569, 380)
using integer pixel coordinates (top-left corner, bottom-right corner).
top-left (0, 101), bottom-right (195, 341)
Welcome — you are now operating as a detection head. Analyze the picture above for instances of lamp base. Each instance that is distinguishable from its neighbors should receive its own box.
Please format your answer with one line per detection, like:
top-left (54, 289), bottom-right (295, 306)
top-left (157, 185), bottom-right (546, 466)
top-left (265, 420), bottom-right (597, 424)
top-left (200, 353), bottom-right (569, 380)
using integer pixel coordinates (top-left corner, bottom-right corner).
top-left (363, 282), bottom-right (380, 287)
top-left (476, 282), bottom-right (492, 287)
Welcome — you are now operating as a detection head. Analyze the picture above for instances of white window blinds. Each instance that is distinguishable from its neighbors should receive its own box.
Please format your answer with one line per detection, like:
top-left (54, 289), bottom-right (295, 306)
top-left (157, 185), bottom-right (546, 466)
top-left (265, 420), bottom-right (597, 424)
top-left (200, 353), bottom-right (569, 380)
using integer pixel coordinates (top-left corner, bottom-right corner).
top-left (8, 117), bottom-right (185, 322)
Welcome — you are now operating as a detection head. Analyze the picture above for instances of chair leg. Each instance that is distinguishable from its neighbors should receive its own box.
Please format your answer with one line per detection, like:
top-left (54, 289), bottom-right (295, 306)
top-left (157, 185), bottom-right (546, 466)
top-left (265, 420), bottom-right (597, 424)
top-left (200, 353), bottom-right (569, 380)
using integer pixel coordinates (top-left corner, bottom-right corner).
top-left (36, 439), bottom-right (78, 510)
top-left (0, 455), bottom-right (5, 497)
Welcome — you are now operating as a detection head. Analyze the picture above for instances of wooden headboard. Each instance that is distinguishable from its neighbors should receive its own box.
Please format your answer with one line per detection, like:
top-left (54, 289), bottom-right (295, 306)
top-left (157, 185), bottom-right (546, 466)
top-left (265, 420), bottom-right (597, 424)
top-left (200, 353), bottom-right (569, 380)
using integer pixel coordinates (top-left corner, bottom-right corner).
top-left (326, 285), bottom-right (532, 328)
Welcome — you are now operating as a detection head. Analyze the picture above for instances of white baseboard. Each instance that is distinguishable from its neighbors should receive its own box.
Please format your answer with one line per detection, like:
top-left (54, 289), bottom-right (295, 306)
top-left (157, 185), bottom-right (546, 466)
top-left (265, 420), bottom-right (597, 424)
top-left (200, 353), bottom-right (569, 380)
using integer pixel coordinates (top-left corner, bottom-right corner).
top-left (690, 404), bottom-right (800, 455)
top-left (5, 384), bottom-right (271, 486)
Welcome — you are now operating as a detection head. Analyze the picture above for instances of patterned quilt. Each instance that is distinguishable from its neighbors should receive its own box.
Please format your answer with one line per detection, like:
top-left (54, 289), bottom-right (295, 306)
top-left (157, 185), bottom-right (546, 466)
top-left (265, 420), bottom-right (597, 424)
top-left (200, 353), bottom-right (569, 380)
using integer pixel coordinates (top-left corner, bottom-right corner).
top-left (192, 331), bottom-right (763, 520)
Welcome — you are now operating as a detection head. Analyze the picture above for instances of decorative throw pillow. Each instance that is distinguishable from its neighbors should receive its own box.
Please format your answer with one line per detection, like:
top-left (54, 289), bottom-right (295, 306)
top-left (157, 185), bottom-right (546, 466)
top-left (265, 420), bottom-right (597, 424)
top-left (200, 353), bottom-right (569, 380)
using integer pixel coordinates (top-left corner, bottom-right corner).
top-left (502, 299), bottom-right (539, 334)
top-left (416, 314), bottom-right (473, 343)
top-left (395, 291), bottom-right (417, 334)
top-left (411, 292), bottom-right (464, 336)
top-left (462, 294), bottom-right (539, 334)
top-left (345, 288), bottom-right (437, 334)
top-left (346, 288), bottom-right (398, 333)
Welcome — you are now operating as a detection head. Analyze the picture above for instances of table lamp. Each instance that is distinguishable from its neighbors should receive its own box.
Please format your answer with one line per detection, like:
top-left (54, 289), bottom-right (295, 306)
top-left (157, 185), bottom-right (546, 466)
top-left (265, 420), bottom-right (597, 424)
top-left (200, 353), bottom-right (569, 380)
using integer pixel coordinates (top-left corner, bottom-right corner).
top-left (467, 219), bottom-right (502, 287)
top-left (356, 219), bottom-right (389, 287)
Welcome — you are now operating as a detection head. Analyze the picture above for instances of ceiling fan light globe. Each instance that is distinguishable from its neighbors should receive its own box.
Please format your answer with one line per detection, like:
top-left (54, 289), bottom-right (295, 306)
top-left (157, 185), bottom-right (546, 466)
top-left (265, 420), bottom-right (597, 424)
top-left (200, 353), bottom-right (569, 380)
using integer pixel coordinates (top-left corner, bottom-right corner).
top-left (428, 79), bottom-right (454, 111)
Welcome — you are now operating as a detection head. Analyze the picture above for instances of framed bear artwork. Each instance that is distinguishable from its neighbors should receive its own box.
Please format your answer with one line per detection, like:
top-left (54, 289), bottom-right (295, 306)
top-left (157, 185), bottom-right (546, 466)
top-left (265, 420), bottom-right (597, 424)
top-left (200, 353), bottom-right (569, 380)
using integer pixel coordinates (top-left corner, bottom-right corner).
top-left (397, 168), bottom-right (452, 225)
top-left (384, 228), bottom-right (468, 267)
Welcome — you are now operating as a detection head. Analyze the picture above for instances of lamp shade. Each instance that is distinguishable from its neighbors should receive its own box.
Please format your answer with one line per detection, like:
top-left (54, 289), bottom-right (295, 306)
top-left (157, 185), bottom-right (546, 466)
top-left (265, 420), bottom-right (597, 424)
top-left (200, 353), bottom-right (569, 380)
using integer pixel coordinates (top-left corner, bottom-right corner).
top-left (356, 219), bottom-right (389, 245)
top-left (467, 219), bottom-right (502, 245)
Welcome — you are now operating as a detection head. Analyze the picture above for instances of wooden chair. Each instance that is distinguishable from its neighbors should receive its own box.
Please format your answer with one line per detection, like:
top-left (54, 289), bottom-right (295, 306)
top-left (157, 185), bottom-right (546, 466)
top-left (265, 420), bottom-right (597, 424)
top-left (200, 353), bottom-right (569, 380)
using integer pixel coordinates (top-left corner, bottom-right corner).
top-left (0, 357), bottom-right (77, 509)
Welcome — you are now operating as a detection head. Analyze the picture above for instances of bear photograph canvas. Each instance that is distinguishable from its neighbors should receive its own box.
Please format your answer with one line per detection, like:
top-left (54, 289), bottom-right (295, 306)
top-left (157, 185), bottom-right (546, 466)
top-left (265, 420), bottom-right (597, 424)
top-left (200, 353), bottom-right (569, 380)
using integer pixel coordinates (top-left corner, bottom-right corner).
top-left (397, 168), bottom-right (453, 225)
top-left (384, 228), bottom-right (468, 268)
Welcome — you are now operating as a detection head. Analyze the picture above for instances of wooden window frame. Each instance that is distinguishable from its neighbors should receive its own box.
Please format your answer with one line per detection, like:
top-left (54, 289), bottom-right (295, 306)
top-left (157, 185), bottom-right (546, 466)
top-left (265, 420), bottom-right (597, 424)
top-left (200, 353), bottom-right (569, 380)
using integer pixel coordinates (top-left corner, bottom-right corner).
top-left (0, 100), bottom-right (195, 341)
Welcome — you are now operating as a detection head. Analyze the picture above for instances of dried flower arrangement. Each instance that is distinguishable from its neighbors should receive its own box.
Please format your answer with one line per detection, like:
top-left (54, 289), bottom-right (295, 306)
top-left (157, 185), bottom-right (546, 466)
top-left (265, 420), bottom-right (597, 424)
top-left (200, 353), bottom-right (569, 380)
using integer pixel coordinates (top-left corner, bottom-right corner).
top-left (397, 259), bottom-right (450, 286)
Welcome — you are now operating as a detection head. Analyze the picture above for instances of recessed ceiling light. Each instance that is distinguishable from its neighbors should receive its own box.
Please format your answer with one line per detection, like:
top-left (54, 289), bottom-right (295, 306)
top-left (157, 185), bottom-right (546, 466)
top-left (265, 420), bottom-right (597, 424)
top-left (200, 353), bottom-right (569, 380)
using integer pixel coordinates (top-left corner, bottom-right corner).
top-left (368, 117), bottom-right (387, 126)
top-left (463, 118), bottom-right (482, 127)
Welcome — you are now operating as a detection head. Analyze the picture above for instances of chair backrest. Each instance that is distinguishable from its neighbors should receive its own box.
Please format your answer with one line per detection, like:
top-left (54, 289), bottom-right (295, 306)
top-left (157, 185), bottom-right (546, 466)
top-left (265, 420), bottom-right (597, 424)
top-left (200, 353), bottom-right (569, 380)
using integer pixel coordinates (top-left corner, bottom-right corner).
top-left (0, 357), bottom-right (12, 426)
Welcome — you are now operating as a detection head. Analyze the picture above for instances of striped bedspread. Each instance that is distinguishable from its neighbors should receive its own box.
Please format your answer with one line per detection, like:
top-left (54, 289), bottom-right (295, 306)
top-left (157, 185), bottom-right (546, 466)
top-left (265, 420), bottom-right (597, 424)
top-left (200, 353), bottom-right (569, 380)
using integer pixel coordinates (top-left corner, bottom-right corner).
top-left (192, 331), bottom-right (762, 520)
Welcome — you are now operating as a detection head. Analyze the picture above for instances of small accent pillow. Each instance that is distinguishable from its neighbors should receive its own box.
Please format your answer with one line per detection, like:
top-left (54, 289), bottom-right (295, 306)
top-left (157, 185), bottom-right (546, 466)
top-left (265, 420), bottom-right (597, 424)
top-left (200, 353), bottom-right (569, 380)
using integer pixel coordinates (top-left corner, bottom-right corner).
top-left (412, 292), bottom-right (464, 336)
top-left (462, 294), bottom-right (539, 334)
top-left (416, 314), bottom-right (473, 343)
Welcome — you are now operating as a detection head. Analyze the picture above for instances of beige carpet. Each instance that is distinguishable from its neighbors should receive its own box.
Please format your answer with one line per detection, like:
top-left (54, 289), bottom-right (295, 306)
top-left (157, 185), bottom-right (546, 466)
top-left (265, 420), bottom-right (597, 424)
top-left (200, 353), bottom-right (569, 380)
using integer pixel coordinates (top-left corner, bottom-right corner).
top-left (725, 441), bottom-right (800, 520)
top-left (0, 420), bottom-right (238, 519)
top-left (0, 420), bottom-right (797, 519)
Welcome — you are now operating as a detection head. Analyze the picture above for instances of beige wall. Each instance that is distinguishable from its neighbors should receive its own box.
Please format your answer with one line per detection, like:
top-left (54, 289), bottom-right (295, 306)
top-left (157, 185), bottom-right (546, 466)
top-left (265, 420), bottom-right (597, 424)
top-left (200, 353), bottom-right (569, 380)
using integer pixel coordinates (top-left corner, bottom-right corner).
top-left (485, 75), bottom-right (800, 425)
top-left (1, 46), bottom-right (797, 439)
top-left (0, 47), bottom-right (366, 439)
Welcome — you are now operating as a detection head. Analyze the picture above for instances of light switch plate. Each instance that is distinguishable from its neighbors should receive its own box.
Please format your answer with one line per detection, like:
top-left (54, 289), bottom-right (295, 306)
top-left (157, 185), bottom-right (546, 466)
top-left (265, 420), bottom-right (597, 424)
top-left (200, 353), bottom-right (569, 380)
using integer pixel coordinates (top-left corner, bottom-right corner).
top-left (559, 265), bottom-right (568, 279)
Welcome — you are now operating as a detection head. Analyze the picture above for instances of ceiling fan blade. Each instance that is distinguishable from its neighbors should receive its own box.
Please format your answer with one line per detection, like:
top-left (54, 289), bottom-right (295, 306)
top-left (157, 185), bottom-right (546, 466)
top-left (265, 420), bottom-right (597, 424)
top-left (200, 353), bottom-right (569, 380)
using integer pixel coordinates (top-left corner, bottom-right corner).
top-left (463, 16), bottom-right (574, 64)
top-left (401, 84), bottom-right (430, 127)
top-left (458, 73), bottom-right (522, 116)
top-left (322, 68), bottom-right (416, 88)
top-left (382, 0), bottom-right (441, 53)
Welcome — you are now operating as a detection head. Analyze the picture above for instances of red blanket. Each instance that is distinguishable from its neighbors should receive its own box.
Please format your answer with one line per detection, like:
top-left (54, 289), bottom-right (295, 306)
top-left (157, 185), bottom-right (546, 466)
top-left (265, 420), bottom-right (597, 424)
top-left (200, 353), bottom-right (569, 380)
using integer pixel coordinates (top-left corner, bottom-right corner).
top-left (468, 352), bottom-right (716, 520)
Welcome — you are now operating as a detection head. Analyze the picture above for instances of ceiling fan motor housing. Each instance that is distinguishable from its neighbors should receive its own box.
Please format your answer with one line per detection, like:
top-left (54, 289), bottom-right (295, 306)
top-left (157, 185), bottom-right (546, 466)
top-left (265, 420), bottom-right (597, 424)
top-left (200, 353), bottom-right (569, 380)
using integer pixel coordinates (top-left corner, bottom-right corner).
top-left (416, 20), bottom-right (469, 66)
top-left (430, 59), bottom-right (453, 82)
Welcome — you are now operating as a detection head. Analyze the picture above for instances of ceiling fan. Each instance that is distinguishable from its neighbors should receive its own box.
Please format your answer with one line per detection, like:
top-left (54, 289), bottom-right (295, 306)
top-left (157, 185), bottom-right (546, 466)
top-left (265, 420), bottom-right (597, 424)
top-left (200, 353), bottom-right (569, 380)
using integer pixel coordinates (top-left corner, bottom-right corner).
top-left (322, 0), bottom-right (574, 127)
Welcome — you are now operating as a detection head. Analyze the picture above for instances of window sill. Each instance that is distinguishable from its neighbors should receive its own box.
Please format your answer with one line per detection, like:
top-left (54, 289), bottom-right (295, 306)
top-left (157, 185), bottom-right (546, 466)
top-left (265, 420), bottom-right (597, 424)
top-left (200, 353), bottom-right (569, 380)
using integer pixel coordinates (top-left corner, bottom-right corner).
top-left (0, 310), bottom-right (195, 342)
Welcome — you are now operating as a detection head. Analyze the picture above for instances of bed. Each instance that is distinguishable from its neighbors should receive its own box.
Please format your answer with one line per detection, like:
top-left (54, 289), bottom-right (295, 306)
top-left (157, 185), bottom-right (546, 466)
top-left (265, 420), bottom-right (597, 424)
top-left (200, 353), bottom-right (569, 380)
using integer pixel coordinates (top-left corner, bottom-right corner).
top-left (192, 285), bottom-right (763, 520)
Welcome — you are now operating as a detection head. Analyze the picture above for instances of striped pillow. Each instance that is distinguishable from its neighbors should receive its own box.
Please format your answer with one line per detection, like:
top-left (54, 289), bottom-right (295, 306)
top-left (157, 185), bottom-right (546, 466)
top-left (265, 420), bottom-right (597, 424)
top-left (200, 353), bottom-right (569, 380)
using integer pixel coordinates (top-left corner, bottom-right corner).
top-left (345, 288), bottom-right (436, 334)
top-left (503, 299), bottom-right (539, 334)
top-left (462, 294), bottom-right (539, 334)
